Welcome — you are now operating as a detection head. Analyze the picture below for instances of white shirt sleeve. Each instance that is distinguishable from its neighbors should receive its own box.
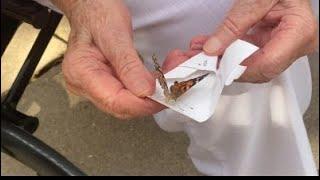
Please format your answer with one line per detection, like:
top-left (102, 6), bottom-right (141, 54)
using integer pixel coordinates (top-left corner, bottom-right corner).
top-left (33, 0), bottom-right (63, 14)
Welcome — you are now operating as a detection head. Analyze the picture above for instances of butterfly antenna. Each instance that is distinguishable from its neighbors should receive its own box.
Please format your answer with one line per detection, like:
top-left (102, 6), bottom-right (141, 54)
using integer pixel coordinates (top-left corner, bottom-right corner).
top-left (152, 54), bottom-right (161, 69)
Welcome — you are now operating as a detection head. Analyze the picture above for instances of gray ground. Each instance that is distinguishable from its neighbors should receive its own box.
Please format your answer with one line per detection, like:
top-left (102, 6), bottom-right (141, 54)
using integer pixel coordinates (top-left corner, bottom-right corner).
top-left (1, 18), bottom-right (319, 176)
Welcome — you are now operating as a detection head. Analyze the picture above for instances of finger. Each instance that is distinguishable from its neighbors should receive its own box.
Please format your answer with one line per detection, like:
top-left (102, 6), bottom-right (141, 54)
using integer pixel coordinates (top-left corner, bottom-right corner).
top-left (92, 15), bottom-right (155, 97)
top-left (190, 35), bottom-right (210, 50)
top-left (103, 44), bottom-right (155, 98)
top-left (78, 60), bottom-right (163, 119)
top-left (162, 49), bottom-right (190, 73)
top-left (63, 44), bottom-right (164, 119)
top-left (241, 22), bottom-right (274, 47)
top-left (238, 19), bottom-right (316, 83)
top-left (185, 50), bottom-right (202, 58)
top-left (160, 49), bottom-right (201, 73)
top-left (204, 0), bottom-right (278, 55)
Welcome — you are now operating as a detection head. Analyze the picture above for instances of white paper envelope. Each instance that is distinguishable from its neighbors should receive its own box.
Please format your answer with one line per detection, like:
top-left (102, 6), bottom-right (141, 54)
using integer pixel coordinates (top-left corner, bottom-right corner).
top-left (150, 40), bottom-right (259, 123)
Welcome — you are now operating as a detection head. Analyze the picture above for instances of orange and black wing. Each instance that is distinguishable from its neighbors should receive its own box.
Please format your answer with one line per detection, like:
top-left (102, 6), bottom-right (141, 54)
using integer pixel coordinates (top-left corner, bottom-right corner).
top-left (170, 73), bottom-right (209, 100)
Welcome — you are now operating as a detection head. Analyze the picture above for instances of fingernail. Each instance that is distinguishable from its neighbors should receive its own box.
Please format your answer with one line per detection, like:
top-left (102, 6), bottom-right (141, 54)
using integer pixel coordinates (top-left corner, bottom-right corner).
top-left (203, 37), bottom-right (222, 55)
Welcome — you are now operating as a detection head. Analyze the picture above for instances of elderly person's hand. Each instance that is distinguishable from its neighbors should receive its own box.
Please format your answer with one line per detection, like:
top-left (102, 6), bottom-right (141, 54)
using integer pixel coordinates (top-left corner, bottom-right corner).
top-left (190, 0), bottom-right (318, 83)
top-left (51, 0), bottom-right (164, 119)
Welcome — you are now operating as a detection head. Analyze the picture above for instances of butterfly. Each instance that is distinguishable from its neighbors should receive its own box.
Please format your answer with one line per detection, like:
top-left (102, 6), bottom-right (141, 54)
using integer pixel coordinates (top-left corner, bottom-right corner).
top-left (152, 54), bottom-right (209, 102)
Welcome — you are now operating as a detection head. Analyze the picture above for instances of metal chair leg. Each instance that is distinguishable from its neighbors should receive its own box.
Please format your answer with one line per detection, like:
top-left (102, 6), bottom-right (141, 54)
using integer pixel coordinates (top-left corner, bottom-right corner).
top-left (1, 14), bottom-right (20, 56)
top-left (1, 9), bottom-right (87, 176)
top-left (1, 118), bottom-right (86, 176)
top-left (3, 11), bottom-right (62, 109)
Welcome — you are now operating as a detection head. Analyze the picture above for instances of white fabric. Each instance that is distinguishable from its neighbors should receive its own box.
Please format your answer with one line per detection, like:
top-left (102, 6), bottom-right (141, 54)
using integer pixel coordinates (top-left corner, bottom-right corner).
top-left (37, 0), bottom-right (318, 176)
top-left (125, 0), bottom-right (317, 176)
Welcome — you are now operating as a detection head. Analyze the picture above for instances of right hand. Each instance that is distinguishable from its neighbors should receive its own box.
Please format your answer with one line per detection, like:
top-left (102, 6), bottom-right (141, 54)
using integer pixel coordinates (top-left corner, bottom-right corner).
top-left (194, 0), bottom-right (318, 83)
top-left (52, 0), bottom-right (164, 119)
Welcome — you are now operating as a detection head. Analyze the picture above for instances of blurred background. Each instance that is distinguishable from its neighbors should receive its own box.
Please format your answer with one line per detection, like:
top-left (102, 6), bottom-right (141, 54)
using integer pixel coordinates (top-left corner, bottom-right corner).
top-left (1, 15), bottom-right (319, 176)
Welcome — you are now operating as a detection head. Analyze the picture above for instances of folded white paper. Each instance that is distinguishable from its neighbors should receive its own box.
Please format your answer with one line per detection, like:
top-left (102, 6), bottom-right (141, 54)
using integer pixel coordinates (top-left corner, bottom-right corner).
top-left (150, 40), bottom-right (259, 123)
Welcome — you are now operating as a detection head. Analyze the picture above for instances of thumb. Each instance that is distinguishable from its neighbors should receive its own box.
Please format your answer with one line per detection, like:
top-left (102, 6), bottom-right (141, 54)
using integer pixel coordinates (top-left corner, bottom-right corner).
top-left (93, 29), bottom-right (154, 98)
top-left (109, 45), bottom-right (155, 98)
top-left (87, 1), bottom-right (155, 97)
top-left (204, 0), bottom-right (278, 55)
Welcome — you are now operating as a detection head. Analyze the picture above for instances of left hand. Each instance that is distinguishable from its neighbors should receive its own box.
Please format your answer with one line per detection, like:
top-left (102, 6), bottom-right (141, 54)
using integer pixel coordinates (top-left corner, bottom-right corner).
top-left (52, 0), bottom-right (164, 119)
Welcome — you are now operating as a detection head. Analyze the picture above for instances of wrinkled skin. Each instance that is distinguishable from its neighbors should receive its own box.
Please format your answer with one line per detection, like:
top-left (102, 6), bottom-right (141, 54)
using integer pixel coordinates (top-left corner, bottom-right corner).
top-left (52, 0), bottom-right (161, 119)
top-left (52, 0), bottom-right (318, 119)
top-left (199, 0), bottom-right (318, 83)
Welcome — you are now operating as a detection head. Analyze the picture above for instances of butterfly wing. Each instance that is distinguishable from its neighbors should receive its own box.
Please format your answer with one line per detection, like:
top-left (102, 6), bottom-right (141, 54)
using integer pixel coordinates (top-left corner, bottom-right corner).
top-left (153, 54), bottom-right (209, 102)
top-left (153, 55), bottom-right (172, 101)
top-left (170, 73), bottom-right (209, 100)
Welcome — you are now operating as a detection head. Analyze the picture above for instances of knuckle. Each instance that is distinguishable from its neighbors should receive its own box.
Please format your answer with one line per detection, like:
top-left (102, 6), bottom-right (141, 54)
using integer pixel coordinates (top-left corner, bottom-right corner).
top-left (190, 35), bottom-right (206, 44)
top-left (223, 16), bottom-right (243, 37)
top-left (118, 53), bottom-right (141, 78)
top-left (103, 96), bottom-right (134, 120)
top-left (190, 35), bottom-right (209, 48)
top-left (259, 61), bottom-right (281, 81)
top-left (101, 95), bottom-right (116, 115)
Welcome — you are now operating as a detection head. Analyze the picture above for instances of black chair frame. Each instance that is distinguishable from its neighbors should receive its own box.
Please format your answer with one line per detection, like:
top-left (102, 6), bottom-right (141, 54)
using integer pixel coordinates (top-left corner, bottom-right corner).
top-left (1, 0), bottom-right (86, 176)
